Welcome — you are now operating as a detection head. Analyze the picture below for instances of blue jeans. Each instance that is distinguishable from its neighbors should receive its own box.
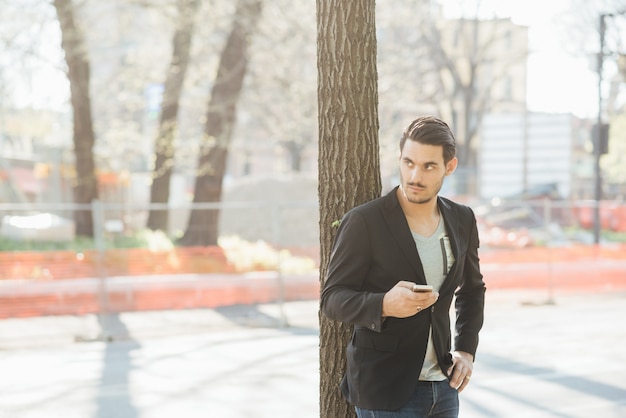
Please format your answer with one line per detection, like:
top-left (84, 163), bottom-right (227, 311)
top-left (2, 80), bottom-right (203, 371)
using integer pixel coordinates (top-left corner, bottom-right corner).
top-left (355, 380), bottom-right (459, 418)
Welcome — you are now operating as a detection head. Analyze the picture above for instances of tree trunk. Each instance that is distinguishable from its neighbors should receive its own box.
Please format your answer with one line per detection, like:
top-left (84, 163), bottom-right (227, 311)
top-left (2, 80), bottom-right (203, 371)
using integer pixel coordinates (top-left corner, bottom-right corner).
top-left (147, 0), bottom-right (200, 232)
top-left (179, 0), bottom-right (263, 247)
top-left (317, 1), bottom-right (380, 417)
top-left (54, 0), bottom-right (98, 237)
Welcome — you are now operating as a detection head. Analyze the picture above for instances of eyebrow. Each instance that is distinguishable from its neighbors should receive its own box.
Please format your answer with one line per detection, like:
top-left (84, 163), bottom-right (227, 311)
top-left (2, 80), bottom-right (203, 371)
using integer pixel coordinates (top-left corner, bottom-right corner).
top-left (403, 156), bottom-right (438, 166)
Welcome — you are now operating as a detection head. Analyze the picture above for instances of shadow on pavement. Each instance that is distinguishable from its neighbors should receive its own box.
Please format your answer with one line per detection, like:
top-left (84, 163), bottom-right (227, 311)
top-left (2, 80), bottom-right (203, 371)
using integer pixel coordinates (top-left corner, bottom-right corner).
top-left (96, 313), bottom-right (141, 418)
top-left (213, 303), bottom-right (318, 336)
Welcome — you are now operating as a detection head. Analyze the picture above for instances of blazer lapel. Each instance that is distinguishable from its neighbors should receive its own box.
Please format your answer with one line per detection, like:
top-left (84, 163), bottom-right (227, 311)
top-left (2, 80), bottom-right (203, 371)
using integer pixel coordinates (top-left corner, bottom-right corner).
top-left (381, 187), bottom-right (427, 282)
top-left (438, 197), bottom-right (463, 293)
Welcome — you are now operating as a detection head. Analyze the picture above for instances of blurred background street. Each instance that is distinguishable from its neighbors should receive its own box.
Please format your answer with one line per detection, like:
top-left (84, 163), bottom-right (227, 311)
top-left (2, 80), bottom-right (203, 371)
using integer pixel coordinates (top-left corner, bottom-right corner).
top-left (1, 0), bottom-right (626, 417)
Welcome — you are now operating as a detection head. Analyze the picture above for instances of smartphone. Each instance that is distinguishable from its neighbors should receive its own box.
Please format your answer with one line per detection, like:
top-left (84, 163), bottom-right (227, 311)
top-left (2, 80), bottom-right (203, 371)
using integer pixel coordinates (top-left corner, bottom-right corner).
top-left (412, 284), bottom-right (434, 293)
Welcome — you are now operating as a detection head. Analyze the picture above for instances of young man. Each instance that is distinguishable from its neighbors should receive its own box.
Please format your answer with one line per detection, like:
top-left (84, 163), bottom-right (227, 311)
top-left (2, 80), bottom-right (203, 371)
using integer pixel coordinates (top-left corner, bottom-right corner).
top-left (321, 115), bottom-right (486, 418)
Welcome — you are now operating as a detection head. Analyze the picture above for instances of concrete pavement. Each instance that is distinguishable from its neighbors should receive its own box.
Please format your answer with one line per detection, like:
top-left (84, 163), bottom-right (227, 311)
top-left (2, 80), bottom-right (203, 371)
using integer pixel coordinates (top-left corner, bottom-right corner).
top-left (0, 289), bottom-right (625, 417)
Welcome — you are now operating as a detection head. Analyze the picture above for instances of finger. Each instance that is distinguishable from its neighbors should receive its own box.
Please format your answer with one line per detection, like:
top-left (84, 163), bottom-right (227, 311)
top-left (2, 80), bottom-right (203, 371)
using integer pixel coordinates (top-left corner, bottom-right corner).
top-left (449, 370), bottom-right (462, 388)
top-left (411, 290), bottom-right (438, 300)
top-left (456, 376), bottom-right (470, 393)
top-left (413, 292), bottom-right (439, 309)
top-left (449, 371), bottom-right (468, 391)
top-left (396, 281), bottom-right (417, 290)
top-left (448, 363), bottom-right (468, 388)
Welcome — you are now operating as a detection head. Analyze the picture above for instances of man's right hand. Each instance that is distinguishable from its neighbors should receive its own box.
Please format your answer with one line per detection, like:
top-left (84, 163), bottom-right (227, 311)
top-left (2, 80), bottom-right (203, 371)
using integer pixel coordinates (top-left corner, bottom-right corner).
top-left (382, 281), bottom-right (439, 318)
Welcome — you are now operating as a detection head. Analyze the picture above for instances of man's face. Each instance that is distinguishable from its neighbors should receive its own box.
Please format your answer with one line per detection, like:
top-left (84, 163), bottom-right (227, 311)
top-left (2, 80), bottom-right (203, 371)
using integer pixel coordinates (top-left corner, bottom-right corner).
top-left (398, 140), bottom-right (457, 205)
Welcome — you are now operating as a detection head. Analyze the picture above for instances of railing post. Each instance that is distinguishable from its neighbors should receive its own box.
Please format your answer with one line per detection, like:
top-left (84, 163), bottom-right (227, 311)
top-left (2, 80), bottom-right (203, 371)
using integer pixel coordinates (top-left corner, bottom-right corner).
top-left (92, 199), bottom-right (112, 341)
top-left (272, 203), bottom-right (288, 327)
top-left (543, 198), bottom-right (556, 304)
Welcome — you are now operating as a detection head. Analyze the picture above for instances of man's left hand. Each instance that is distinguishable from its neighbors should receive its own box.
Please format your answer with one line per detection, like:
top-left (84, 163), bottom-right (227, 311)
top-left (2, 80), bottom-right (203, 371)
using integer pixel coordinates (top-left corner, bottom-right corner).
top-left (447, 351), bottom-right (474, 392)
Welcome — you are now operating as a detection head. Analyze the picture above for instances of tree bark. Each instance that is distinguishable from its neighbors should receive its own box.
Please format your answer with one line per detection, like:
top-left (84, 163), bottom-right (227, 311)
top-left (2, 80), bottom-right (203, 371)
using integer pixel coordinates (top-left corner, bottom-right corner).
top-left (54, 0), bottom-right (98, 237)
top-left (179, 0), bottom-right (263, 246)
top-left (147, 0), bottom-right (200, 232)
top-left (317, 1), bottom-right (380, 417)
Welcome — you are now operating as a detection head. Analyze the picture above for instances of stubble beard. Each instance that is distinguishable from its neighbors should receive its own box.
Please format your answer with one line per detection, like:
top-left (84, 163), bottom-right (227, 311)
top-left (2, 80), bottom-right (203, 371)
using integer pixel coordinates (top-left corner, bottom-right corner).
top-left (401, 179), bottom-right (443, 205)
top-left (406, 194), bottom-right (434, 205)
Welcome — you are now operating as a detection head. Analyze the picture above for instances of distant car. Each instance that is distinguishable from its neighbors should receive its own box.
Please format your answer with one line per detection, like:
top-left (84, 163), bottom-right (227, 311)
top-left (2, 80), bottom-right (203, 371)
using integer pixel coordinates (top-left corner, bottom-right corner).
top-left (1, 213), bottom-right (75, 242)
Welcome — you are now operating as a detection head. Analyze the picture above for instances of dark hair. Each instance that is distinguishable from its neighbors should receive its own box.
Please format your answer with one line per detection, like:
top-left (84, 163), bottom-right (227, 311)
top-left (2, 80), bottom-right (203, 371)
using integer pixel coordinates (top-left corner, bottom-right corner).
top-left (399, 116), bottom-right (456, 163)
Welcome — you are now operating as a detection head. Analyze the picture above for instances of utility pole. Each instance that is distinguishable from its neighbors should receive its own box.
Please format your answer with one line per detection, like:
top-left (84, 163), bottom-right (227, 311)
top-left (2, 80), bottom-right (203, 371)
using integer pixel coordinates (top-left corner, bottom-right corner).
top-left (593, 13), bottom-right (607, 245)
top-left (594, 10), bottom-right (626, 243)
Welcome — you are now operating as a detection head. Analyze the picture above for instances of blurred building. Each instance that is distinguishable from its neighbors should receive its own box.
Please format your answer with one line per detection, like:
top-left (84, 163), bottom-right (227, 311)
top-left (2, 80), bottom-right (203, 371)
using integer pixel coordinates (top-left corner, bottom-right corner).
top-left (479, 112), bottom-right (594, 200)
top-left (0, 108), bottom-right (73, 204)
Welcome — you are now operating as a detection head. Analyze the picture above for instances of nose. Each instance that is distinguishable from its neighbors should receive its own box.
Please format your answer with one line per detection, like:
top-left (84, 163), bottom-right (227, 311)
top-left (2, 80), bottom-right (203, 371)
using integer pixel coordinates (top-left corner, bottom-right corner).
top-left (409, 166), bottom-right (422, 183)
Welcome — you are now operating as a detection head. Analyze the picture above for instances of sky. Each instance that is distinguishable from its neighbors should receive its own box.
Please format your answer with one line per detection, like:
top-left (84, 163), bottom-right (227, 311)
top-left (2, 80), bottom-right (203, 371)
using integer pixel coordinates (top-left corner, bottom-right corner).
top-left (504, 0), bottom-right (599, 118)
top-left (441, 0), bottom-right (601, 118)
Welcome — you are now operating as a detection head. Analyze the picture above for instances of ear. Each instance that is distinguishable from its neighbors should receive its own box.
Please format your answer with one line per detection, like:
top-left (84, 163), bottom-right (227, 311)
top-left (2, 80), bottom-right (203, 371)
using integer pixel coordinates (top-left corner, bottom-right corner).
top-left (445, 157), bottom-right (458, 176)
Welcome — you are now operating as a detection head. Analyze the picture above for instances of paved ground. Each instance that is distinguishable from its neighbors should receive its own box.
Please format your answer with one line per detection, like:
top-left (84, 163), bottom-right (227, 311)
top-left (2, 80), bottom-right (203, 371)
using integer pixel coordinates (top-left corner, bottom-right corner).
top-left (0, 288), bottom-right (625, 418)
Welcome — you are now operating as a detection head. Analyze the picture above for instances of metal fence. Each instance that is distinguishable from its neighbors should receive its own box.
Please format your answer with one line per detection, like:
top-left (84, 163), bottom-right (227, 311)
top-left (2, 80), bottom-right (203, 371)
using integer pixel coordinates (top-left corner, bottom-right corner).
top-left (0, 200), bottom-right (321, 247)
top-left (0, 198), bottom-right (624, 342)
top-left (0, 200), bottom-right (320, 340)
top-left (470, 198), bottom-right (626, 248)
top-left (1, 197), bottom-right (624, 251)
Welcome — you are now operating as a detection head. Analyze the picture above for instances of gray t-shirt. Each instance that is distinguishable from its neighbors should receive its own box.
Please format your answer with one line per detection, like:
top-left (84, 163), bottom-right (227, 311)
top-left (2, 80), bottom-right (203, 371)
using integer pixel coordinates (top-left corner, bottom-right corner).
top-left (411, 216), bottom-right (455, 381)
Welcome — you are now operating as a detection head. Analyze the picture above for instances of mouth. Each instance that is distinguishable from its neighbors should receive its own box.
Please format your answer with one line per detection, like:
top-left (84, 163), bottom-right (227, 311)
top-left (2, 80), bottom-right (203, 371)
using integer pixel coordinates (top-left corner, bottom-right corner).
top-left (406, 183), bottom-right (425, 193)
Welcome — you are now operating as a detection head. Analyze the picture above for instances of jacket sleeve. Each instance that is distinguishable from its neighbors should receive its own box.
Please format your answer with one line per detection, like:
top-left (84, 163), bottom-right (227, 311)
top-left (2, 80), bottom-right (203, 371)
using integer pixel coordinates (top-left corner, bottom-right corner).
top-left (320, 209), bottom-right (386, 332)
top-left (454, 207), bottom-right (486, 357)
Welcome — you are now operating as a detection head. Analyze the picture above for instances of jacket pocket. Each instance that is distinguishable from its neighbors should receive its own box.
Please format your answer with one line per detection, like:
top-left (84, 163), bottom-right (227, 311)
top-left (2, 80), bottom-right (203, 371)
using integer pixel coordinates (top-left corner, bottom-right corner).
top-left (353, 328), bottom-right (399, 352)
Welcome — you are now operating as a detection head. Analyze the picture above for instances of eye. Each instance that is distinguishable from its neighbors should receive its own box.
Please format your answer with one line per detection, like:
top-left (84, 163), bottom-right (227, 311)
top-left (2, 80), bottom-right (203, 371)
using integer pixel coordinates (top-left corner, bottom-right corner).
top-left (425, 163), bottom-right (436, 170)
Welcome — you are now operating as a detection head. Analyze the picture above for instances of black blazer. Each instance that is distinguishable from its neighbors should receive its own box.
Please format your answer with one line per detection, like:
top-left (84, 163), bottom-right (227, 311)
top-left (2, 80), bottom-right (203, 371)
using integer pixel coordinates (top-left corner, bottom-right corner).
top-left (320, 187), bottom-right (486, 411)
